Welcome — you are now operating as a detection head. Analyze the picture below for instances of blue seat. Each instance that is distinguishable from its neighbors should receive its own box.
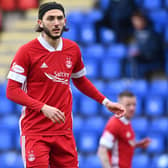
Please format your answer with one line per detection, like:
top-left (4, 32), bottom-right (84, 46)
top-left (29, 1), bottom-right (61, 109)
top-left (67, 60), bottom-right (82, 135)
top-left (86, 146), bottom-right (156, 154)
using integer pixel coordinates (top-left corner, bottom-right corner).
top-left (78, 132), bottom-right (98, 153)
top-left (72, 96), bottom-right (79, 116)
top-left (101, 59), bottom-right (122, 79)
top-left (15, 131), bottom-right (21, 151)
top-left (152, 154), bottom-right (168, 168)
top-left (85, 44), bottom-right (105, 60)
top-left (80, 96), bottom-right (99, 116)
top-left (0, 114), bottom-right (19, 134)
top-left (148, 10), bottom-right (167, 32)
top-left (92, 80), bottom-right (105, 93)
top-left (0, 97), bottom-right (14, 115)
top-left (79, 24), bottom-right (96, 45)
top-left (0, 81), bottom-right (7, 97)
top-left (143, 0), bottom-right (161, 10)
top-left (83, 117), bottom-right (106, 135)
top-left (63, 25), bottom-right (78, 41)
top-left (15, 104), bottom-right (23, 116)
top-left (132, 117), bottom-right (148, 135)
top-left (78, 154), bottom-right (85, 168)
top-left (66, 11), bottom-right (84, 26)
top-left (135, 97), bottom-right (143, 116)
top-left (0, 130), bottom-right (13, 150)
top-left (100, 28), bottom-right (116, 44)
top-left (70, 82), bottom-right (81, 98)
top-left (132, 154), bottom-right (150, 168)
top-left (147, 134), bottom-right (164, 153)
top-left (128, 79), bottom-right (148, 97)
top-left (85, 9), bottom-right (103, 24)
top-left (15, 154), bottom-right (24, 168)
top-left (149, 118), bottom-right (168, 135)
top-left (166, 0), bottom-right (168, 7)
top-left (85, 155), bottom-right (102, 168)
top-left (149, 80), bottom-right (168, 97)
top-left (149, 79), bottom-right (168, 96)
top-left (73, 116), bottom-right (84, 136)
top-left (99, 0), bottom-right (110, 11)
top-left (0, 152), bottom-right (23, 168)
top-left (165, 26), bottom-right (168, 43)
top-left (104, 79), bottom-right (128, 97)
top-left (145, 96), bottom-right (164, 116)
top-left (107, 44), bottom-right (127, 60)
top-left (85, 58), bottom-right (100, 79)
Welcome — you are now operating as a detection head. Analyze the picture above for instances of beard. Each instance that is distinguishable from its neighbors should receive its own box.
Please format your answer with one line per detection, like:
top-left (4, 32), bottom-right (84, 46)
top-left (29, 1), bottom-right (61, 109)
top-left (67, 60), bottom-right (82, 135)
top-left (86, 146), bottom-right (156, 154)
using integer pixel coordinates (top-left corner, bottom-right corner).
top-left (42, 24), bottom-right (64, 40)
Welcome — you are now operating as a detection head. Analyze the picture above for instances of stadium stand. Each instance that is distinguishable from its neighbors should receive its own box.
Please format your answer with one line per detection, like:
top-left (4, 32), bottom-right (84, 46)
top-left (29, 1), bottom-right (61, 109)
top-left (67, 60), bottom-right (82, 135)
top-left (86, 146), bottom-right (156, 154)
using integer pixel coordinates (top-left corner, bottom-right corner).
top-left (0, 0), bottom-right (168, 167)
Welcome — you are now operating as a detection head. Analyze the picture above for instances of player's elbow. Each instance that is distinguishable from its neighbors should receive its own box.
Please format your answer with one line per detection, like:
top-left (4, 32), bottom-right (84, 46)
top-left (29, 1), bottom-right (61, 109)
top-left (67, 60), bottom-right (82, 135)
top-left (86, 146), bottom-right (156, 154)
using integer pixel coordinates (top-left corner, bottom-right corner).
top-left (6, 87), bottom-right (13, 101)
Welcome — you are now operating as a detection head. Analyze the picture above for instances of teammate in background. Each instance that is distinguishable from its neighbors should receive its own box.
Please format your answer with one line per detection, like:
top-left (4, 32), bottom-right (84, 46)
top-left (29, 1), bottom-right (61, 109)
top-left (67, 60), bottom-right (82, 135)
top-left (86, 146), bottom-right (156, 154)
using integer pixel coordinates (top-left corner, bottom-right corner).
top-left (97, 91), bottom-right (151, 168)
top-left (6, 2), bottom-right (125, 168)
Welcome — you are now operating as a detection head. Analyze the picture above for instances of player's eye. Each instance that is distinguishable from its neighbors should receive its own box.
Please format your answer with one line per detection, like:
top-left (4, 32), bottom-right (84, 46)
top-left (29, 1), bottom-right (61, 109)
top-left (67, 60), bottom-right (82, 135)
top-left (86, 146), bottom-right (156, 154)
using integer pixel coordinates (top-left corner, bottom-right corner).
top-left (47, 16), bottom-right (55, 21)
top-left (57, 16), bottom-right (64, 20)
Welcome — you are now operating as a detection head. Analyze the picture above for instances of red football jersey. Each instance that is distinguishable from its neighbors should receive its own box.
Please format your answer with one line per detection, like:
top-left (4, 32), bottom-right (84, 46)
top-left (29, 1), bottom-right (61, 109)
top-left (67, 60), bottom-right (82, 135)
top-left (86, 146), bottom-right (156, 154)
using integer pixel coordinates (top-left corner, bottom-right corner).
top-left (99, 116), bottom-right (135, 168)
top-left (7, 36), bottom-right (86, 136)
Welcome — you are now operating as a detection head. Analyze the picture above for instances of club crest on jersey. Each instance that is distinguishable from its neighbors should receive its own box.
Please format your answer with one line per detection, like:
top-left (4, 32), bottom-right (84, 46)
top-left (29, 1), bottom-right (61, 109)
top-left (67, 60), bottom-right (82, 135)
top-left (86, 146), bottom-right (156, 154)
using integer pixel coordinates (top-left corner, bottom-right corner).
top-left (12, 62), bottom-right (24, 73)
top-left (65, 57), bottom-right (72, 69)
top-left (28, 150), bottom-right (35, 162)
top-left (126, 131), bottom-right (131, 138)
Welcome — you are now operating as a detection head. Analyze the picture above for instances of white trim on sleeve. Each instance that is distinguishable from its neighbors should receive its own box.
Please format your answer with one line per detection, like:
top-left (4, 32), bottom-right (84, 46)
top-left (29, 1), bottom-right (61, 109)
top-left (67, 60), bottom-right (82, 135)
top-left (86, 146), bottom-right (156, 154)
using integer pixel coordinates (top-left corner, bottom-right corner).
top-left (102, 98), bottom-right (110, 105)
top-left (71, 67), bottom-right (86, 78)
top-left (7, 71), bottom-right (26, 84)
top-left (99, 131), bottom-right (115, 149)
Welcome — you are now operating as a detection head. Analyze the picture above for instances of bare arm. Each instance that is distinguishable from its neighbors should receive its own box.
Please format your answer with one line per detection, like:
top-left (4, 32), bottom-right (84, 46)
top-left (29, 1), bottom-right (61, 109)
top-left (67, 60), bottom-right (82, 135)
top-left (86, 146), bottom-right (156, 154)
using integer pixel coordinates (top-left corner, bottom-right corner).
top-left (97, 145), bottom-right (111, 168)
top-left (135, 137), bottom-right (151, 148)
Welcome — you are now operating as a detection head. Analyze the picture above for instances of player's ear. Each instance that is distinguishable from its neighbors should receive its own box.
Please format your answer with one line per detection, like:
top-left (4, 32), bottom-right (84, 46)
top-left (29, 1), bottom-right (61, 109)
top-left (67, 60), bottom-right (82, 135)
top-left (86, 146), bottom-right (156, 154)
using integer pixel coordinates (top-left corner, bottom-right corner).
top-left (37, 19), bottom-right (43, 28)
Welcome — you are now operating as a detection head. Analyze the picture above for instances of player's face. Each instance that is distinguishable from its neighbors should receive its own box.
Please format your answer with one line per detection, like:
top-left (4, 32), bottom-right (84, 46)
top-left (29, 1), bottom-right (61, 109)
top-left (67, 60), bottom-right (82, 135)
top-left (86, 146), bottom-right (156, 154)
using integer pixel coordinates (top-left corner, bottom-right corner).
top-left (38, 9), bottom-right (66, 40)
top-left (119, 96), bottom-right (136, 120)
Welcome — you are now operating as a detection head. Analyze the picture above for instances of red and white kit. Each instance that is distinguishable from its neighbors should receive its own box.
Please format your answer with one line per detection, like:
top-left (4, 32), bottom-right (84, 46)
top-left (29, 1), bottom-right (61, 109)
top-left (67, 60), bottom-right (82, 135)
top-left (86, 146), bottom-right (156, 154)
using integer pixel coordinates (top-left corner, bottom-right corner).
top-left (99, 116), bottom-right (135, 168)
top-left (7, 35), bottom-right (106, 167)
top-left (8, 36), bottom-right (86, 135)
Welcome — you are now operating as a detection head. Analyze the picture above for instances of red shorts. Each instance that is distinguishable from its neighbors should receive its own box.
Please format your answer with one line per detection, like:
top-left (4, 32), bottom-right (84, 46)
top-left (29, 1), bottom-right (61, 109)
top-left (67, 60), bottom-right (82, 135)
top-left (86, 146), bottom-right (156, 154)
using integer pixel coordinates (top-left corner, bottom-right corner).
top-left (21, 133), bottom-right (78, 168)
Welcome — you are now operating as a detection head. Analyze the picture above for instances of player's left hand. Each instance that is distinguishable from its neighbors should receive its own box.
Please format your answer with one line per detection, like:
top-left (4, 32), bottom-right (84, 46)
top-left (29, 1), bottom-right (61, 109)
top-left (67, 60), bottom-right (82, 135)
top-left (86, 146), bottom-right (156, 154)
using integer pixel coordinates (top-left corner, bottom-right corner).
top-left (105, 101), bottom-right (126, 118)
top-left (139, 137), bottom-right (151, 148)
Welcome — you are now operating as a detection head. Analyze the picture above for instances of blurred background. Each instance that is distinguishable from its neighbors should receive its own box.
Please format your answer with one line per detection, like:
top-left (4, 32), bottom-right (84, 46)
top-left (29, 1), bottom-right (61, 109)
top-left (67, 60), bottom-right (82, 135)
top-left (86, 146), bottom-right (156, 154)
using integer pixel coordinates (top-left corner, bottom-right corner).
top-left (0, 0), bottom-right (168, 167)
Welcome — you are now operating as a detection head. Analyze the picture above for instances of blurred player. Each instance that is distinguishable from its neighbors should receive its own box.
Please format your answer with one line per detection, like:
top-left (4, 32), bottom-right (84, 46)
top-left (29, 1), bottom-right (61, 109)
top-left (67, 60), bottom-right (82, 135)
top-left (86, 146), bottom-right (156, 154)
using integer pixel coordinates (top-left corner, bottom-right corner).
top-left (6, 2), bottom-right (126, 168)
top-left (97, 91), bottom-right (151, 168)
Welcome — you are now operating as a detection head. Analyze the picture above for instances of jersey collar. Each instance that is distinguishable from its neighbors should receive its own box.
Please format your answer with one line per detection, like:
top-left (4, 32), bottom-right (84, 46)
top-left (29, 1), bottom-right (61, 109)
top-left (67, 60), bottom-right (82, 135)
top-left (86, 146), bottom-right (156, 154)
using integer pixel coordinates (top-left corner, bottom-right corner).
top-left (119, 117), bottom-right (130, 125)
top-left (37, 34), bottom-right (63, 51)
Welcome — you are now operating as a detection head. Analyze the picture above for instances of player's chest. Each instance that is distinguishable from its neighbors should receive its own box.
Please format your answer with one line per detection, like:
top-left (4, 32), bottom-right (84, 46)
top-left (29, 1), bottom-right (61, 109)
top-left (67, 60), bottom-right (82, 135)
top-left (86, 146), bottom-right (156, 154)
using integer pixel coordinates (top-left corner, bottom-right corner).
top-left (29, 52), bottom-right (74, 83)
top-left (120, 126), bottom-right (135, 147)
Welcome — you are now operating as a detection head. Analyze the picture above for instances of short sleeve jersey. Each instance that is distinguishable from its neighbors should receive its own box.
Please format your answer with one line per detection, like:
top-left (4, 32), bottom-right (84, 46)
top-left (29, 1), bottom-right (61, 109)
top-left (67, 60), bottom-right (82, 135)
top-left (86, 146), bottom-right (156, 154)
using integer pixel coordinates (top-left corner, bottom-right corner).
top-left (99, 116), bottom-right (135, 168)
top-left (7, 36), bottom-right (86, 135)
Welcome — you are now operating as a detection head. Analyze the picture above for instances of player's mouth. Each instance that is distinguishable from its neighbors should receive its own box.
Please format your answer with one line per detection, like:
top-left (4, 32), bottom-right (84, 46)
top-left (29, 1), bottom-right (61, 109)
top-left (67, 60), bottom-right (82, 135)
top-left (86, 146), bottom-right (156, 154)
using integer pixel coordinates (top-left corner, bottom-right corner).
top-left (52, 28), bottom-right (60, 33)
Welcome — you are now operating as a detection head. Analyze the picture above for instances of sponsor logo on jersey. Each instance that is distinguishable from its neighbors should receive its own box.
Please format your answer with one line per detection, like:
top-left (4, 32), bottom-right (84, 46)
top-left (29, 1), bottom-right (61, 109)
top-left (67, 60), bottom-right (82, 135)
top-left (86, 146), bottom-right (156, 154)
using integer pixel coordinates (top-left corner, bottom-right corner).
top-left (65, 57), bottom-right (72, 69)
top-left (12, 62), bottom-right (24, 73)
top-left (28, 150), bottom-right (35, 162)
top-left (44, 71), bottom-right (69, 85)
top-left (40, 62), bottom-right (48, 68)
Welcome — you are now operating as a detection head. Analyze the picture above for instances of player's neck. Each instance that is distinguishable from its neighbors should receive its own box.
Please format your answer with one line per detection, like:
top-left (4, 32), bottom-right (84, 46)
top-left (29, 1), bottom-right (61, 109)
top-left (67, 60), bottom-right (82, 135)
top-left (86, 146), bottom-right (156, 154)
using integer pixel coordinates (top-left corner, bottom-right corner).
top-left (42, 33), bottom-right (61, 50)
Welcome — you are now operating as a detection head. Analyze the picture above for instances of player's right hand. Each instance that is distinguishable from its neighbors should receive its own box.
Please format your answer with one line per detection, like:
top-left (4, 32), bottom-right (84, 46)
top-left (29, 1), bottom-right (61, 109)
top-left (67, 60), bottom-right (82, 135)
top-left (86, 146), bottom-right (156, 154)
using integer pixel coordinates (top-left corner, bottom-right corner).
top-left (41, 104), bottom-right (65, 123)
top-left (105, 101), bottom-right (126, 118)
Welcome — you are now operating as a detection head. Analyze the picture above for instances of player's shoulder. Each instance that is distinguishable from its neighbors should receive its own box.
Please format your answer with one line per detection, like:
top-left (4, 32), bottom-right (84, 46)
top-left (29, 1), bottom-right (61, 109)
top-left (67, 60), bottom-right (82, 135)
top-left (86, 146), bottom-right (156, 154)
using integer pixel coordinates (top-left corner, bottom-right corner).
top-left (18, 38), bottom-right (39, 51)
top-left (62, 38), bottom-right (79, 50)
top-left (107, 116), bottom-right (120, 126)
